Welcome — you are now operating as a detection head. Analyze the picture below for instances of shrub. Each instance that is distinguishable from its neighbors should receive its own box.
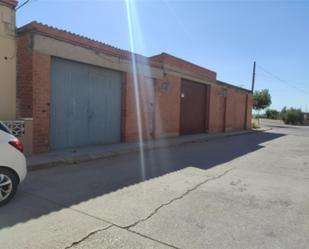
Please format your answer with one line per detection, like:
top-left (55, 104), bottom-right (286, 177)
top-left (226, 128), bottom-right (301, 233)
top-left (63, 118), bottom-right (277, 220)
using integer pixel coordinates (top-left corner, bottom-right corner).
top-left (281, 107), bottom-right (304, 125)
top-left (252, 121), bottom-right (260, 129)
top-left (265, 109), bottom-right (279, 119)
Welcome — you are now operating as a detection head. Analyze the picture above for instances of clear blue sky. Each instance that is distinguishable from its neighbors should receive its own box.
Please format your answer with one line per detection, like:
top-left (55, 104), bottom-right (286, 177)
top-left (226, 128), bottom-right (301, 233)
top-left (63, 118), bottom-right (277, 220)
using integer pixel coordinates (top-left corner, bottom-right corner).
top-left (16, 0), bottom-right (309, 111)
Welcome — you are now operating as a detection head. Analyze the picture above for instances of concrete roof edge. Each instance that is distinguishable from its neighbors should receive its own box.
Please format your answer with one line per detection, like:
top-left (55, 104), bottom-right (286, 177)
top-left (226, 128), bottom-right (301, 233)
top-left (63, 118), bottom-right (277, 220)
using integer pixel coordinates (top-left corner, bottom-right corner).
top-left (16, 21), bottom-right (163, 68)
top-left (149, 52), bottom-right (217, 75)
top-left (16, 22), bottom-right (249, 89)
top-left (217, 80), bottom-right (252, 93)
top-left (0, 0), bottom-right (18, 9)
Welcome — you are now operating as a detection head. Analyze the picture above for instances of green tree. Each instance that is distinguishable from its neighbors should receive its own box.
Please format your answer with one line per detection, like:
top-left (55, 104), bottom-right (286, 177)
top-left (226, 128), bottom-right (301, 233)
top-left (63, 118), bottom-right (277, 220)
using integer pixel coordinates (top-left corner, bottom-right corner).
top-left (253, 89), bottom-right (272, 112)
top-left (281, 107), bottom-right (304, 125)
top-left (265, 109), bottom-right (279, 119)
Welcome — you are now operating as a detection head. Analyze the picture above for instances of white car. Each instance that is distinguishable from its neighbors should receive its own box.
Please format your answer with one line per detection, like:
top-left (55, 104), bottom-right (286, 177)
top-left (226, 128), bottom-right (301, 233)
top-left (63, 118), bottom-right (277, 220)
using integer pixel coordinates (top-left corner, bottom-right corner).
top-left (0, 122), bottom-right (27, 206)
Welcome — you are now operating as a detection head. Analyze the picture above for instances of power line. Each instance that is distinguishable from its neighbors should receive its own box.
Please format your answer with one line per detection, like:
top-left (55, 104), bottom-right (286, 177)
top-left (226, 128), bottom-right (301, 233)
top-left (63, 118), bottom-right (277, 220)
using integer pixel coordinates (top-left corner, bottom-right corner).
top-left (257, 71), bottom-right (306, 86)
top-left (16, 0), bottom-right (32, 10)
top-left (256, 64), bottom-right (309, 94)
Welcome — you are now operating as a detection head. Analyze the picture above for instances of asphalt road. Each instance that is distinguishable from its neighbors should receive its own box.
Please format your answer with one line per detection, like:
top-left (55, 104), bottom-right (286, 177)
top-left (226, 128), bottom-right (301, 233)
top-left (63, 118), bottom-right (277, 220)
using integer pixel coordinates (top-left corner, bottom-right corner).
top-left (0, 120), bottom-right (308, 249)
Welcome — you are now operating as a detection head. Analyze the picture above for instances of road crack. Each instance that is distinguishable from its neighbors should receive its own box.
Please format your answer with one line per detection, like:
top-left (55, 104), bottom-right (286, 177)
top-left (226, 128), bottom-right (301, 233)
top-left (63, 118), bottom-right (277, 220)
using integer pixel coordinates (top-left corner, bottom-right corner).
top-left (24, 168), bottom-right (234, 249)
top-left (125, 167), bottom-right (234, 229)
top-left (126, 229), bottom-right (181, 249)
top-left (64, 225), bottom-right (114, 249)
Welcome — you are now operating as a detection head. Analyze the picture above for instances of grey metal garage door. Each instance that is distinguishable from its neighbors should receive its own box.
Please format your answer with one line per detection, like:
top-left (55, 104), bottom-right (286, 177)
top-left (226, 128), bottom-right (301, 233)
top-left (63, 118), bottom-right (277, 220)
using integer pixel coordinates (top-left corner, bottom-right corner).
top-left (51, 58), bottom-right (122, 150)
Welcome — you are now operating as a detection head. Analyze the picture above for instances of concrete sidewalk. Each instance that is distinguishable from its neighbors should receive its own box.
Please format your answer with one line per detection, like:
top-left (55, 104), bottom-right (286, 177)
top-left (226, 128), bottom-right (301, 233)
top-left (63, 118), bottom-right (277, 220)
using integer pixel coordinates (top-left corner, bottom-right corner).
top-left (27, 129), bottom-right (266, 170)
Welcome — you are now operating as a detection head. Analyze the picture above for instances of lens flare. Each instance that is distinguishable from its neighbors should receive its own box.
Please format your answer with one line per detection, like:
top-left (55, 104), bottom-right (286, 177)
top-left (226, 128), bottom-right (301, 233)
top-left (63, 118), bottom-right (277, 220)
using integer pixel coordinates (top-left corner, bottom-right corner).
top-left (125, 0), bottom-right (146, 180)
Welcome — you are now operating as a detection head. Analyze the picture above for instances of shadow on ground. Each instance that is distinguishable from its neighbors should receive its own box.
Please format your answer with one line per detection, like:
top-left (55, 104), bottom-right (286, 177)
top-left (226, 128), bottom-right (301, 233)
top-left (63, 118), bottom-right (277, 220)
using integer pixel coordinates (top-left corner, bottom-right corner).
top-left (0, 131), bottom-right (284, 229)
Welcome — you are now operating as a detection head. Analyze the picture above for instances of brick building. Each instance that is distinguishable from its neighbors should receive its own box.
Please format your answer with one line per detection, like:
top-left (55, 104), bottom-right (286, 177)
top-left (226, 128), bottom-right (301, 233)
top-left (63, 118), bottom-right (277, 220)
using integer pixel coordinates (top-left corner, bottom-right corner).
top-left (17, 21), bottom-right (252, 153)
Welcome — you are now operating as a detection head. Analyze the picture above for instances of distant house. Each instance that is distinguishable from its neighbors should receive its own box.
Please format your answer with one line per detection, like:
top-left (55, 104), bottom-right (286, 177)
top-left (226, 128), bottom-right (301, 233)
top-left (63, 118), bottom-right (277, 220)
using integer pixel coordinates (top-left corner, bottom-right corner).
top-left (0, 0), bottom-right (17, 120)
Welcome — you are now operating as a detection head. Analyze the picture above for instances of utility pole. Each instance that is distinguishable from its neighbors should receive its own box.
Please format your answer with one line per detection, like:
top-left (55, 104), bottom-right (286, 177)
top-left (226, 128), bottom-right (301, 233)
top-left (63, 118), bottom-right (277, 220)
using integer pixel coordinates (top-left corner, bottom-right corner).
top-left (251, 61), bottom-right (256, 93)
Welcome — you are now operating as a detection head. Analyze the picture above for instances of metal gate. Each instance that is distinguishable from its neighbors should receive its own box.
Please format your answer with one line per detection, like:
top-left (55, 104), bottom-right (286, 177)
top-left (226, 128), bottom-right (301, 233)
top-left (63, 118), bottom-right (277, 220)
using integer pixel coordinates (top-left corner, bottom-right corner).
top-left (51, 58), bottom-right (122, 150)
top-left (180, 79), bottom-right (208, 135)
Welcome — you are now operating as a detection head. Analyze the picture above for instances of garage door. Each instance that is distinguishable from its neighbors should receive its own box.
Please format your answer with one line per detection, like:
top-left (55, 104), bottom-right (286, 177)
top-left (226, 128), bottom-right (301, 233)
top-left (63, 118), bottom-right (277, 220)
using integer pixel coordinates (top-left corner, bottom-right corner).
top-left (51, 58), bottom-right (122, 150)
top-left (180, 79), bottom-right (208, 135)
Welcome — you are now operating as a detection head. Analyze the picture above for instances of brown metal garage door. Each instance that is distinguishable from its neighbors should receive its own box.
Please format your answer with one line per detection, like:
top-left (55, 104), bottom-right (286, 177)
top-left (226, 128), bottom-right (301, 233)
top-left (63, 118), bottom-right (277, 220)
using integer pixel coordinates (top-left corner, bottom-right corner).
top-left (180, 79), bottom-right (208, 135)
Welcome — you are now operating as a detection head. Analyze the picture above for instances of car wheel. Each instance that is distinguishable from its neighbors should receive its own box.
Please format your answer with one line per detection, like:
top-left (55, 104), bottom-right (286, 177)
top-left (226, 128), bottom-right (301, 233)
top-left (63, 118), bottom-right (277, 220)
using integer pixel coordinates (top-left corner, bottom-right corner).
top-left (0, 168), bottom-right (19, 207)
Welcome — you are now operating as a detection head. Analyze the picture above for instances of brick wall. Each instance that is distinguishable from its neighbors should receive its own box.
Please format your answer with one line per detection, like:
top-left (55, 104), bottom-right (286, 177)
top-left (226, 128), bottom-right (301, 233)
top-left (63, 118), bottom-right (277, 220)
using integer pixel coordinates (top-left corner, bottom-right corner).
top-left (207, 85), bottom-right (226, 133)
top-left (208, 84), bottom-right (252, 133)
top-left (123, 72), bottom-right (154, 142)
top-left (123, 72), bottom-right (182, 142)
top-left (32, 52), bottom-right (51, 153)
top-left (17, 34), bottom-right (33, 118)
top-left (17, 33), bottom-right (51, 153)
top-left (139, 76), bottom-right (156, 140)
top-left (225, 89), bottom-right (248, 132)
top-left (245, 94), bottom-right (253, 129)
top-left (155, 74), bottom-right (181, 138)
top-left (123, 72), bottom-right (139, 142)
